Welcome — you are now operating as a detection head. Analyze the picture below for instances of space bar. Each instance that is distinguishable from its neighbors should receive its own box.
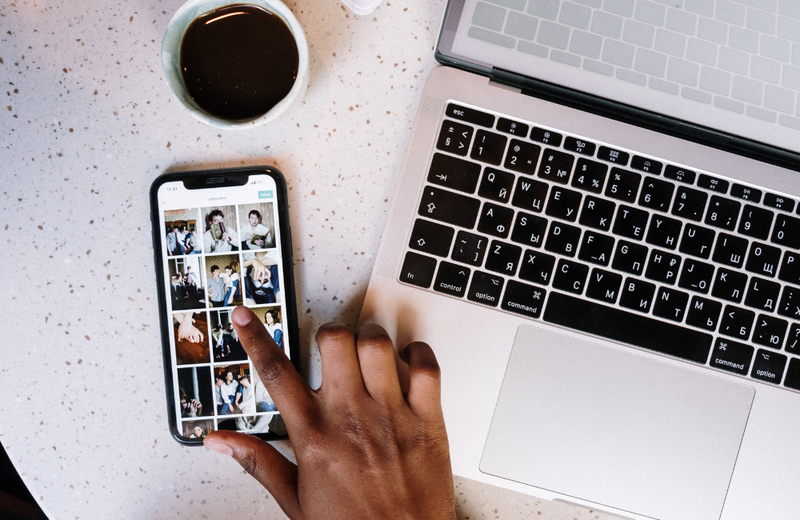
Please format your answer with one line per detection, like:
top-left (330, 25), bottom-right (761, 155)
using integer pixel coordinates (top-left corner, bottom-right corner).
top-left (543, 292), bottom-right (712, 364)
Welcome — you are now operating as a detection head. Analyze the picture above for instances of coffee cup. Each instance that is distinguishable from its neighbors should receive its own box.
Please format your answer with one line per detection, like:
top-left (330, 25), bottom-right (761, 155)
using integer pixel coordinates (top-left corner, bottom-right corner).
top-left (161, 0), bottom-right (309, 129)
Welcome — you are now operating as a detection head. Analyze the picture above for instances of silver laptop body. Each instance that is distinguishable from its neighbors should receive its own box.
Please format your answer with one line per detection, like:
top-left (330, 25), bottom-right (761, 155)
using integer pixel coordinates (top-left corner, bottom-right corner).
top-left (362, 1), bottom-right (800, 518)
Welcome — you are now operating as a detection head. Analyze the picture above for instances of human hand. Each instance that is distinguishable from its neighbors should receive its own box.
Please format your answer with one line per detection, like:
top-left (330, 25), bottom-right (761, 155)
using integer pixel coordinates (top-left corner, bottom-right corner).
top-left (248, 259), bottom-right (268, 283)
top-left (254, 239), bottom-right (265, 247)
top-left (177, 313), bottom-right (204, 343)
top-left (203, 306), bottom-right (456, 520)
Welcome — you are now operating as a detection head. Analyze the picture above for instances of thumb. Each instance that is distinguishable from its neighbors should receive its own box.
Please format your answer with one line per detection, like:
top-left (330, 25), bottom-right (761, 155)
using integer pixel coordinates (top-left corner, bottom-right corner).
top-left (204, 431), bottom-right (303, 519)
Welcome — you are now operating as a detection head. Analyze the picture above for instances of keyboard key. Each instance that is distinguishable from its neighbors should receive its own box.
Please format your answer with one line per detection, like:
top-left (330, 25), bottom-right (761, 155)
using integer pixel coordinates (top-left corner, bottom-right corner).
top-left (467, 270), bottom-right (504, 307)
top-left (779, 251), bottom-right (800, 285)
top-left (784, 359), bottom-right (800, 391)
top-left (563, 136), bottom-right (596, 156)
top-left (478, 167), bottom-right (515, 203)
top-left (763, 192), bottom-right (795, 212)
top-left (751, 349), bottom-right (787, 385)
top-left (646, 214), bottom-right (682, 250)
top-left (653, 287), bottom-right (689, 322)
top-left (546, 186), bottom-right (582, 222)
top-left (611, 240), bottom-right (648, 276)
top-left (586, 268), bottom-right (622, 304)
top-left (738, 204), bottom-right (773, 240)
top-left (501, 280), bottom-right (546, 319)
top-left (744, 277), bottom-right (780, 312)
top-left (451, 230), bottom-right (488, 267)
top-left (686, 296), bottom-right (723, 331)
top-left (545, 221), bottom-right (582, 257)
top-left (519, 250), bottom-right (556, 285)
top-left (712, 233), bottom-right (748, 269)
top-left (399, 252), bottom-right (437, 288)
top-left (719, 305), bottom-right (755, 340)
top-left (671, 186), bottom-right (708, 221)
top-left (538, 149), bottom-right (575, 184)
top-left (543, 292), bottom-right (713, 364)
top-left (530, 127), bottom-right (562, 146)
top-left (730, 184), bottom-right (762, 203)
top-left (504, 139), bottom-right (541, 175)
top-left (496, 117), bottom-right (529, 136)
top-left (679, 258), bottom-right (715, 294)
top-left (471, 130), bottom-right (507, 165)
top-left (630, 155), bottom-right (663, 175)
top-left (477, 202), bottom-right (514, 239)
top-left (511, 177), bottom-right (548, 213)
top-left (571, 158), bottom-right (608, 194)
top-left (638, 177), bottom-right (675, 212)
top-left (428, 153), bottom-right (482, 193)
top-left (778, 285), bottom-right (800, 320)
top-left (679, 223), bottom-right (715, 259)
top-left (786, 323), bottom-right (800, 354)
top-left (510, 212), bottom-right (547, 248)
top-left (445, 103), bottom-right (494, 127)
top-left (620, 277), bottom-right (656, 313)
top-left (645, 249), bottom-right (681, 284)
top-left (579, 196), bottom-right (615, 231)
top-left (597, 146), bottom-right (629, 165)
top-left (409, 219), bottom-right (455, 257)
top-left (745, 242), bottom-right (781, 277)
top-left (432, 261), bottom-right (471, 298)
top-left (553, 259), bottom-right (590, 294)
top-left (437, 120), bottom-right (473, 156)
top-left (605, 167), bottom-right (641, 203)
top-left (697, 174), bottom-right (729, 193)
top-left (485, 240), bottom-right (522, 276)
top-left (418, 186), bottom-right (481, 228)
top-left (710, 338), bottom-right (753, 376)
top-left (579, 231), bottom-right (614, 266)
top-left (613, 205), bottom-right (648, 240)
top-left (771, 214), bottom-right (800, 248)
top-left (705, 196), bottom-right (741, 231)
top-left (752, 314), bottom-right (788, 349)
top-left (664, 164), bottom-right (696, 184)
top-left (711, 268), bottom-right (747, 303)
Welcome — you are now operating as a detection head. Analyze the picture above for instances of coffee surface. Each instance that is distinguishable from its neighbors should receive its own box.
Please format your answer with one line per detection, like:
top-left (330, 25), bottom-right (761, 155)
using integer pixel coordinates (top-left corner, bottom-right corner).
top-left (180, 4), bottom-right (299, 121)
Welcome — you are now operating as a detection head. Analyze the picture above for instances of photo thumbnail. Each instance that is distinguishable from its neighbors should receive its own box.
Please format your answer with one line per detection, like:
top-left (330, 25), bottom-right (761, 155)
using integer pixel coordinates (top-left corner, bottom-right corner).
top-left (242, 251), bottom-right (282, 305)
top-left (217, 413), bottom-right (286, 436)
top-left (209, 309), bottom-right (247, 362)
top-left (214, 363), bottom-right (253, 416)
top-left (181, 419), bottom-right (214, 440)
top-left (204, 254), bottom-right (241, 308)
top-left (177, 366), bottom-right (214, 418)
top-left (168, 256), bottom-right (206, 311)
top-left (201, 205), bottom-right (239, 253)
top-left (251, 306), bottom-right (284, 350)
top-left (173, 311), bottom-right (210, 365)
top-left (164, 208), bottom-right (202, 256)
top-left (238, 202), bottom-right (275, 251)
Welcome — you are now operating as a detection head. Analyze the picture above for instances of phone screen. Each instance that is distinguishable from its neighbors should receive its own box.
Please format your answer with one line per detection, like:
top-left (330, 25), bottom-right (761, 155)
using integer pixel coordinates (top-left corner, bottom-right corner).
top-left (152, 168), bottom-right (297, 443)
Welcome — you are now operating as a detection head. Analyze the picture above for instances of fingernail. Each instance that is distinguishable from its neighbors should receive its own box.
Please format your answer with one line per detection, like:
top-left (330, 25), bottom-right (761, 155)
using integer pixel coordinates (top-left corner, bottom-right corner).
top-left (204, 437), bottom-right (234, 457)
top-left (232, 306), bottom-right (254, 327)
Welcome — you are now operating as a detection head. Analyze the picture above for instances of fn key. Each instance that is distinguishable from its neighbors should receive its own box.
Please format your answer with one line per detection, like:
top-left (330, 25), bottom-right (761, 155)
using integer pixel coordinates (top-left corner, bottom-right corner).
top-left (399, 252), bottom-right (436, 288)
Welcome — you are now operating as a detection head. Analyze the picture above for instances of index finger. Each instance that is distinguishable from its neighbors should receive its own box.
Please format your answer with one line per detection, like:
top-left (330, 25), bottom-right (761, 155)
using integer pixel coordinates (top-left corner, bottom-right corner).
top-left (232, 306), bottom-right (314, 427)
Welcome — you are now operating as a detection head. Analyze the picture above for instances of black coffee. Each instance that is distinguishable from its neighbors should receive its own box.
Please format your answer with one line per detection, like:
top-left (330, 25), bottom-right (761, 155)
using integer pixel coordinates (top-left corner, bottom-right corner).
top-left (180, 4), bottom-right (300, 121)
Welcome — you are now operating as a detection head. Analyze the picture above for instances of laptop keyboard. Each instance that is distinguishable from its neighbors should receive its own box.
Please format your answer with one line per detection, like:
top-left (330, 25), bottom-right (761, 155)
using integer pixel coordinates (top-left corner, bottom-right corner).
top-left (467, 0), bottom-right (800, 132)
top-left (400, 101), bottom-right (800, 391)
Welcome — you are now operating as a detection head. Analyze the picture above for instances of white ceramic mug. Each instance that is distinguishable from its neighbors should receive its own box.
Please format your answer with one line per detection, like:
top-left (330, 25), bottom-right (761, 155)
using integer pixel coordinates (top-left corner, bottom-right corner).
top-left (161, 0), bottom-right (309, 129)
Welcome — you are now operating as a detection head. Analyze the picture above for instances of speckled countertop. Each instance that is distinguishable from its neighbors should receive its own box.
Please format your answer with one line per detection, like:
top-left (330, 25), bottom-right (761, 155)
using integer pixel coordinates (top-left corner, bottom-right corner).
top-left (1, 1), bottom-right (621, 518)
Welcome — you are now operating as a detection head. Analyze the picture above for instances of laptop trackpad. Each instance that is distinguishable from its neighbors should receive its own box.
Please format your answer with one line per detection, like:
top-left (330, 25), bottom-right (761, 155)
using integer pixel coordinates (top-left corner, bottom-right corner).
top-left (480, 325), bottom-right (754, 520)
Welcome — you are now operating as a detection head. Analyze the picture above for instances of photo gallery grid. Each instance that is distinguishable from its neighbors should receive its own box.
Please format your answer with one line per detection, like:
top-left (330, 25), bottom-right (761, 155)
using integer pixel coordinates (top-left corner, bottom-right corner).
top-left (164, 202), bottom-right (287, 439)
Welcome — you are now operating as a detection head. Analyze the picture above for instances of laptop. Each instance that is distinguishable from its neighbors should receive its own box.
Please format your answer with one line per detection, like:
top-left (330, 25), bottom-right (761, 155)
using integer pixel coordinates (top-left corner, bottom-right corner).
top-left (361, 1), bottom-right (800, 519)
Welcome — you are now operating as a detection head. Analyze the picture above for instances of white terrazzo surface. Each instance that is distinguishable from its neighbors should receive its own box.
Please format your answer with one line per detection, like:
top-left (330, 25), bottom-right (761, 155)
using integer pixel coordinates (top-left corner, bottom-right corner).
top-left (1, 0), bottom-right (623, 518)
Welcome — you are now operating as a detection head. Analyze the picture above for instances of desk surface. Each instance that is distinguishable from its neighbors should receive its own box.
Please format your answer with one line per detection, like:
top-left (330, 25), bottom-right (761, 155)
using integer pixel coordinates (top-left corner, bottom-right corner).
top-left (1, 0), bottom-right (621, 518)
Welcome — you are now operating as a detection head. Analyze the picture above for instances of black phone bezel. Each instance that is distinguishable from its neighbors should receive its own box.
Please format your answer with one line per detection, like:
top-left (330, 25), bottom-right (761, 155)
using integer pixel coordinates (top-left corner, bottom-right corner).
top-left (149, 165), bottom-right (301, 446)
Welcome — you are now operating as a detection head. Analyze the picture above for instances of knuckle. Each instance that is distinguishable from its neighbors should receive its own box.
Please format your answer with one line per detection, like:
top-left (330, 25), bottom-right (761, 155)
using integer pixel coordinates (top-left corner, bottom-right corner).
top-left (237, 450), bottom-right (259, 476)
top-left (315, 322), bottom-right (353, 345)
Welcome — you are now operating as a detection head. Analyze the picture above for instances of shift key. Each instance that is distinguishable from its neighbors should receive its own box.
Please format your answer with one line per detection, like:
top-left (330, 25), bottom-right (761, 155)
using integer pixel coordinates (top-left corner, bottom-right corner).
top-left (418, 186), bottom-right (481, 229)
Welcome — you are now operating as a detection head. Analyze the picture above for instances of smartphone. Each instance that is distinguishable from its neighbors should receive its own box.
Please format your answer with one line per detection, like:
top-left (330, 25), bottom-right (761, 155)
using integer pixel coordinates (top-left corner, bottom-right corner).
top-left (150, 166), bottom-right (300, 445)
